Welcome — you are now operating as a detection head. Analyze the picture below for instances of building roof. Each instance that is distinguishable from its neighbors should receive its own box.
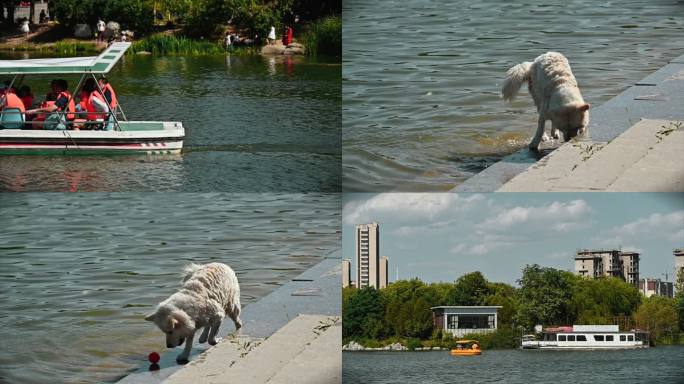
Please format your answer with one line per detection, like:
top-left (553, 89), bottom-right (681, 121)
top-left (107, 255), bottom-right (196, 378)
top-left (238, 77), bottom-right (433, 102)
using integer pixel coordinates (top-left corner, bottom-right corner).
top-left (0, 42), bottom-right (130, 75)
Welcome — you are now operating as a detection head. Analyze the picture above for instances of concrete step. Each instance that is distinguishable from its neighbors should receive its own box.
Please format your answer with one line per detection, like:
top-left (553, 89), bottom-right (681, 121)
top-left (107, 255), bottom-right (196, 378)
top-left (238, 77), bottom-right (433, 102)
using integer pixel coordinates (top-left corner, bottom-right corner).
top-left (550, 119), bottom-right (675, 191)
top-left (498, 119), bottom-right (682, 191)
top-left (267, 322), bottom-right (341, 384)
top-left (164, 314), bottom-right (340, 384)
top-left (497, 141), bottom-right (595, 192)
top-left (607, 128), bottom-right (684, 191)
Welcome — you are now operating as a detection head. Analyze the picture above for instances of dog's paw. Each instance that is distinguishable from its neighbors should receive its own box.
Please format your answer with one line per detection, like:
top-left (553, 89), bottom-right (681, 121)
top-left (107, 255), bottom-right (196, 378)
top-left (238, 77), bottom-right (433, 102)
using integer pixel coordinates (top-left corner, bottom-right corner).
top-left (198, 335), bottom-right (207, 344)
top-left (208, 337), bottom-right (222, 346)
top-left (176, 356), bottom-right (189, 365)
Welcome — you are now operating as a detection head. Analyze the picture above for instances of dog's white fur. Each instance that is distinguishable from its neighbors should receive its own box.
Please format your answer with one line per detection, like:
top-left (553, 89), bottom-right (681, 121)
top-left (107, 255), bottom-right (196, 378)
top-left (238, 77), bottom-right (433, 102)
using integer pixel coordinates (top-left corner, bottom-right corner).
top-left (502, 52), bottom-right (590, 150)
top-left (145, 263), bottom-right (242, 364)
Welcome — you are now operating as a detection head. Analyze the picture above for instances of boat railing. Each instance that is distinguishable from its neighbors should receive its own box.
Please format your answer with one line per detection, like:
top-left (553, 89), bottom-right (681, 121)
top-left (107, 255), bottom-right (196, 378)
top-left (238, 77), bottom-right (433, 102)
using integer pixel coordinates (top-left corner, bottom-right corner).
top-left (0, 109), bottom-right (124, 130)
top-left (2, 72), bottom-right (127, 131)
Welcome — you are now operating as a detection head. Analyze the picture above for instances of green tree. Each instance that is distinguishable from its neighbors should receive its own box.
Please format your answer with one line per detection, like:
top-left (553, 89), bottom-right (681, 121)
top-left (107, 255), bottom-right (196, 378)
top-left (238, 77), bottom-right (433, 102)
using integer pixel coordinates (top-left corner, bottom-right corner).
top-left (515, 264), bottom-right (576, 329)
top-left (381, 279), bottom-right (436, 338)
top-left (449, 271), bottom-right (491, 306)
top-left (342, 287), bottom-right (383, 339)
top-left (485, 282), bottom-right (518, 327)
top-left (570, 277), bottom-right (641, 325)
top-left (634, 296), bottom-right (678, 342)
top-left (677, 294), bottom-right (684, 333)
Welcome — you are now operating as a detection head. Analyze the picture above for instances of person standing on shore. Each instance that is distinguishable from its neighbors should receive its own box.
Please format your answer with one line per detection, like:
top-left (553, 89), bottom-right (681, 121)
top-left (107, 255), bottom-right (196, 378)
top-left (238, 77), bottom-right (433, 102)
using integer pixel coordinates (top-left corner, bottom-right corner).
top-left (224, 33), bottom-right (232, 50)
top-left (96, 19), bottom-right (105, 43)
top-left (20, 19), bottom-right (29, 37)
top-left (268, 26), bottom-right (276, 45)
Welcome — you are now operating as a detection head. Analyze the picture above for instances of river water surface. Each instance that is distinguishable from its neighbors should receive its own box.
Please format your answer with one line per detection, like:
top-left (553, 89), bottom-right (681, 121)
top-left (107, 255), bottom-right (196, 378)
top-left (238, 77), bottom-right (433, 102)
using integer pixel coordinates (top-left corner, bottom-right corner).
top-left (0, 193), bottom-right (340, 383)
top-left (343, 348), bottom-right (684, 383)
top-left (343, 0), bottom-right (684, 191)
top-left (0, 54), bottom-right (341, 192)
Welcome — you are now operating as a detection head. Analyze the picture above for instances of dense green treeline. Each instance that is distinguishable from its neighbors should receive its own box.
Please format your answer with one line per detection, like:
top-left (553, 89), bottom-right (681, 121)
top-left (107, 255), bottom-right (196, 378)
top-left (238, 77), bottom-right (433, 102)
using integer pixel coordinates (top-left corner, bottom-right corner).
top-left (51, 0), bottom-right (339, 39)
top-left (343, 265), bottom-right (684, 348)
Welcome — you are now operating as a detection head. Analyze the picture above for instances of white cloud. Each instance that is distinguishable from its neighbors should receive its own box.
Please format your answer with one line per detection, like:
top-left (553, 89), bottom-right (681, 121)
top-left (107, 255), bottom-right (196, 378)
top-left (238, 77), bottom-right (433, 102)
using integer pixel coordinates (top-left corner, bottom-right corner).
top-left (597, 211), bottom-right (684, 246)
top-left (480, 200), bottom-right (593, 230)
top-left (343, 193), bottom-right (484, 225)
top-left (613, 211), bottom-right (684, 236)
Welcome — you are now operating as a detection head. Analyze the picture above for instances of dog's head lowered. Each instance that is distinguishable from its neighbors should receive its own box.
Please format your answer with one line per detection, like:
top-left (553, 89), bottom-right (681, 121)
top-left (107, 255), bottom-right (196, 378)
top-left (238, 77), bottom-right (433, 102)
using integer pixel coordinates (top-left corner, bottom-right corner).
top-left (556, 103), bottom-right (590, 141)
top-left (145, 306), bottom-right (196, 348)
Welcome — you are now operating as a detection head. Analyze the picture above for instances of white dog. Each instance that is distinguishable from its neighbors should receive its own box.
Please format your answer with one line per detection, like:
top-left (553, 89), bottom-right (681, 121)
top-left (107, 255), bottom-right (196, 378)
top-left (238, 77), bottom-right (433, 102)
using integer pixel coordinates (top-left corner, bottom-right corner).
top-left (502, 52), bottom-right (590, 150)
top-left (145, 263), bottom-right (242, 364)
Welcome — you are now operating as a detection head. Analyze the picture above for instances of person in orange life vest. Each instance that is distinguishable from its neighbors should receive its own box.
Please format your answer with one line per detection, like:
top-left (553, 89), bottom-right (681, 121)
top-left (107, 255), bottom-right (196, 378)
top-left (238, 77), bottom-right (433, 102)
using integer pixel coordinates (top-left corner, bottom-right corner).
top-left (98, 77), bottom-right (118, 111)
top-left (74, 78), bottom-right (108, 129)
top-left (25, 79), bottom-right (76, 128)
top-left (0, 87), bottom-right (27, 124)
top-left (28, 94), bottom-right (56, 129)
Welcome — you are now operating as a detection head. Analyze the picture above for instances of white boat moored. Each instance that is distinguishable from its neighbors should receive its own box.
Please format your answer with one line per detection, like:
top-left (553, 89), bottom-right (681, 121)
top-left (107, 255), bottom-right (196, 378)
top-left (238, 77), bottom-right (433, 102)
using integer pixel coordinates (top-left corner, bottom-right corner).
top-left (521, 325), bottom-right (648, 350)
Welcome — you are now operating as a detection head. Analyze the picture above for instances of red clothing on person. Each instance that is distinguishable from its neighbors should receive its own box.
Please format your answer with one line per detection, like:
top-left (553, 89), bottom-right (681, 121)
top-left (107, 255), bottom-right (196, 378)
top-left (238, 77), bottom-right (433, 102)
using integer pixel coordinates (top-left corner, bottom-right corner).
top-left (20, 95), bottom-right (33, 109)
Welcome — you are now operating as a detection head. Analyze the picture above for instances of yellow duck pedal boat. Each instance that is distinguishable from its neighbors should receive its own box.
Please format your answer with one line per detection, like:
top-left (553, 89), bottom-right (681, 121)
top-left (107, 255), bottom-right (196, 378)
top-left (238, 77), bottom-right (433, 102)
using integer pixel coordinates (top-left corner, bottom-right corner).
top-left (450, 339), bottom-right (482, 356)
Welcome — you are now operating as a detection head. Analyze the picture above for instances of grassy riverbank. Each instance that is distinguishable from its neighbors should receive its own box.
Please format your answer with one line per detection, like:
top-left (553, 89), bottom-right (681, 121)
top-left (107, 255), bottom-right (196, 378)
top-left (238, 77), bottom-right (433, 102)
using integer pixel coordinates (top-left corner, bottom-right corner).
top-left (0, 41), bottom-right (100, 54)
top-left (345, 328), bottom-right (520, 351)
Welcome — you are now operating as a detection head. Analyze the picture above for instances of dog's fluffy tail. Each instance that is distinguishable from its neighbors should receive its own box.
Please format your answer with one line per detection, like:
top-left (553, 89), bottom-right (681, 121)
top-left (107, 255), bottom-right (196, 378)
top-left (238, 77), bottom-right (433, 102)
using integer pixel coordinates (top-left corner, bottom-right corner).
top-left (502, 61), bottom-right (532, 102)
top-left (182, 263), bottom-right (203, 282)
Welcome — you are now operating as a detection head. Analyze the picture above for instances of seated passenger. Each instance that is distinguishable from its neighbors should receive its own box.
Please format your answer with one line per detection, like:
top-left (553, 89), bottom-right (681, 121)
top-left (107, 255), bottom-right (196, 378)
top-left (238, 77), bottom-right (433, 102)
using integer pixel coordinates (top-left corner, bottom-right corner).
top-left (73, 78), bottom-right (109, 130)
top-left (29, 94), bottom-right (57, 130)
top-left (25, 79), bottom-right (75, 130)
top-left (98, 77), bottom-right (118, 112)
top-left (18, 85), bottom-right (34, 109)
top-left (0, 87), bottom-right (26, 128)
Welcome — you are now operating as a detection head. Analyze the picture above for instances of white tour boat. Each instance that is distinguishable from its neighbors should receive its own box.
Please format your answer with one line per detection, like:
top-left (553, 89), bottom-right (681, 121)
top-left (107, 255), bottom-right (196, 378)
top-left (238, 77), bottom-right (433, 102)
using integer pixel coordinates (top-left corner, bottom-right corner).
top-left (0, 42), bottom-right (184, 155)
top-left (521, 325), bottom-right (648, 350)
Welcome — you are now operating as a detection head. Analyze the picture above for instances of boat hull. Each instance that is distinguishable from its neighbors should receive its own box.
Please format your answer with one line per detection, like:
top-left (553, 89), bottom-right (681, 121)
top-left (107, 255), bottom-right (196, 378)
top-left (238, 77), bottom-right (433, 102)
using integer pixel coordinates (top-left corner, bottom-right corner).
top-left (521, 341), bottom-right (647, 350)
top-left (450, 350), bottom-right (481, 356)
top-left (0, 121), bottom-right (184, 155)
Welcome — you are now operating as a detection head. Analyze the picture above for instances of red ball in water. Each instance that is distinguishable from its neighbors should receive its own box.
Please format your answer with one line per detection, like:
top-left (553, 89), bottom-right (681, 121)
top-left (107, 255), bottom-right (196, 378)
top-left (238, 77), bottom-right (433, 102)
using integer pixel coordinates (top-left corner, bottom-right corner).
top-left (148, 352), bottom-right (160, 364)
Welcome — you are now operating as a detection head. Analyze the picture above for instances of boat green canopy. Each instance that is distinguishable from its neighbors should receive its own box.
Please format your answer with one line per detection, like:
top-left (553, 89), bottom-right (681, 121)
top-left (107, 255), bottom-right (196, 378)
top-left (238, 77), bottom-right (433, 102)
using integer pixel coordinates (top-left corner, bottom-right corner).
top-left (0, 42), bottom-right (131, 75)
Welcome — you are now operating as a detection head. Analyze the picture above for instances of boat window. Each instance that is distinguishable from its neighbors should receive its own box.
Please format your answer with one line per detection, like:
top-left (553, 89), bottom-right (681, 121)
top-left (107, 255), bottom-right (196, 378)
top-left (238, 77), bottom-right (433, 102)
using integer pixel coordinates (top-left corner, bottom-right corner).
top-left (606, 335), bottom-right (614, 341)
top-left (576, 335), bottom-right (587, 342)
top-left (567, 335), bottom-right (575, 341)
top-left (594, 335), bottom-right (604, 341)
top-left (628, 335), bottom-right (634, 341)
top-left (558, 335), bottom-right (566, 341)
top-left (620, 335), bottom-right (626, 341)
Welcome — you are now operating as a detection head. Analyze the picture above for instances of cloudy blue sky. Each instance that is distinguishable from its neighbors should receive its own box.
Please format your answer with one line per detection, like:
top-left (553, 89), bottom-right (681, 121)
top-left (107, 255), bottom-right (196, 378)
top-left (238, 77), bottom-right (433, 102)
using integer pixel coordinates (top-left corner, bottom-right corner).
top-left (343, 193), bottom-right (684, 285)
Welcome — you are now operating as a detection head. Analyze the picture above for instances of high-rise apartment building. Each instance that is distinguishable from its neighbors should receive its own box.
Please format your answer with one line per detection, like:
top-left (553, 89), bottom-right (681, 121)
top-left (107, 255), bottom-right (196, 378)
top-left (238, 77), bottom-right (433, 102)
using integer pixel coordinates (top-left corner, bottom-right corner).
top-left (379, 256), bottom-right (388, 289)
top-left (355, 223), bottom-right (380, 288)
top-left (342, 259), bottom-right (351, 288)
top-left (574, 249), bottom-right (640, 287)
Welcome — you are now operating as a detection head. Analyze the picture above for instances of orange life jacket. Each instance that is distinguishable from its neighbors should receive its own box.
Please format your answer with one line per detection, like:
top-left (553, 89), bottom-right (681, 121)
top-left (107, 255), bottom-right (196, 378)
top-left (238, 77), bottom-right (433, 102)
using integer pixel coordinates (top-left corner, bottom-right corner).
top-left (102, 83), bottom-right (118, 109)
top-left (85, 90), bottom-right (106, 120)
top-left (35, 100), bottom-right (56, 120)
top-left (56, 91), bottom-right (76, 120)
top-left (3, 92), bottom-right (26, 113)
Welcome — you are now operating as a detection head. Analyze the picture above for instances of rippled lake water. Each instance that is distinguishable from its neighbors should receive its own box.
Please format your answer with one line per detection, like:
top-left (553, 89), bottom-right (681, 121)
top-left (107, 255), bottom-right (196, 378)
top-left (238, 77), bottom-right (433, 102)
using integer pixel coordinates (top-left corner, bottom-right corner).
top-left (0, 193), bottom-right (340, 383)
top-left (343, 0), bottom-right (684, 191)
top-left (344, 348), bottom-right (684, 383)
top-left (0, 54), bottom-right (341, 192)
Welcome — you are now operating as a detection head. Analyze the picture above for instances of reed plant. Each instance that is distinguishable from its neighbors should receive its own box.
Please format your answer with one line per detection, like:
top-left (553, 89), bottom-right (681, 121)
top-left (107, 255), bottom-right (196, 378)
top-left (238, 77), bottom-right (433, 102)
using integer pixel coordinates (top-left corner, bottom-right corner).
top-left (129, 34), bottom-right (259, 56)
top-left (298, 15), bottom-right (341, 57)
